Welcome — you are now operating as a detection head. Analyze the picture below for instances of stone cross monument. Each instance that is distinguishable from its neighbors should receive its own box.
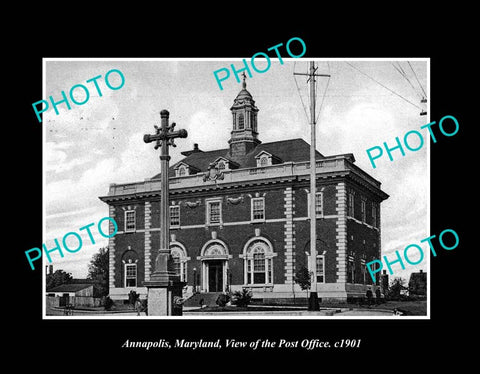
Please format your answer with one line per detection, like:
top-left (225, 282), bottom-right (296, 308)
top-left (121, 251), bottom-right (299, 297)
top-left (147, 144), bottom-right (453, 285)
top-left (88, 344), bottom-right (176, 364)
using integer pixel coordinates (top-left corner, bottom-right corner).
top-left (143, 109), bottom-right (187, 315)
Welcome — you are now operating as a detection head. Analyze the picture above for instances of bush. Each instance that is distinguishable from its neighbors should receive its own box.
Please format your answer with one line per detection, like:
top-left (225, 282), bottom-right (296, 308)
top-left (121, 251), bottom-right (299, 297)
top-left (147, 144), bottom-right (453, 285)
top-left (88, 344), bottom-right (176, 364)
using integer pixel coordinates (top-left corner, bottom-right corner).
top-left (104, 296), bottom-right (114, 311)
top-left (216, 294), bottom-right (230, 307)
top-left (232, 289), bottom-right (253, 308)
top-left (128, 290), bottom-right (139, 307)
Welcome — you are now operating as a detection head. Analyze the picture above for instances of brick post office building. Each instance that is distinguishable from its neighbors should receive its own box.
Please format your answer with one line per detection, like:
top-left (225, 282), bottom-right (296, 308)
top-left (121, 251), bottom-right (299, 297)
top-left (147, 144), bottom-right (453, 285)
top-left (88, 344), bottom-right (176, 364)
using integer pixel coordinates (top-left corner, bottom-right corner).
top-left (99, 79), bottom-right (389, 303)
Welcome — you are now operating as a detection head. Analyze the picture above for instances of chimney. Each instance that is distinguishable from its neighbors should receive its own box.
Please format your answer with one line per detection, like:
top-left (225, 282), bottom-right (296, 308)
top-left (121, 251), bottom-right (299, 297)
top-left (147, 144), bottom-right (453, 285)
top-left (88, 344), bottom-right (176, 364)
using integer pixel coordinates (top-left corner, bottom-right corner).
top-left (181, 143), bottom-right (203, 157)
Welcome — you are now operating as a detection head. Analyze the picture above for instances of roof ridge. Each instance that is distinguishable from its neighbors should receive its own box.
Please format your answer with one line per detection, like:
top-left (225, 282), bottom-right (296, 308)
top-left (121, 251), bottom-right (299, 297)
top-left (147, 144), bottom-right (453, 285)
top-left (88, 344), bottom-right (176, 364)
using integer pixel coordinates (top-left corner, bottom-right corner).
top-left (151, 138), bottom-right (321, 179)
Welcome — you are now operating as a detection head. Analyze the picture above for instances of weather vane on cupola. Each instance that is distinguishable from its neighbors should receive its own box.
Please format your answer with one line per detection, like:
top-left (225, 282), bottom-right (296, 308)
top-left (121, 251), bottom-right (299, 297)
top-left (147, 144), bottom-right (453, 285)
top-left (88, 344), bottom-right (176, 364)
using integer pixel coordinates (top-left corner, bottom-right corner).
top-left (241, 71), bottom-right (247, 89)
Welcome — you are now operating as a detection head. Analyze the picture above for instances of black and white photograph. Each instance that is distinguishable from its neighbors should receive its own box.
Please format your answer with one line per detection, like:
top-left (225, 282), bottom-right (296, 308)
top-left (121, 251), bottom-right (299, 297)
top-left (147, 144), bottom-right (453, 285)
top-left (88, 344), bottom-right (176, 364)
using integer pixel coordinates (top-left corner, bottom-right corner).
top-left (13, 18), bottom-right (471, 366)
top-left (42, 58), bottom-right (429, 319)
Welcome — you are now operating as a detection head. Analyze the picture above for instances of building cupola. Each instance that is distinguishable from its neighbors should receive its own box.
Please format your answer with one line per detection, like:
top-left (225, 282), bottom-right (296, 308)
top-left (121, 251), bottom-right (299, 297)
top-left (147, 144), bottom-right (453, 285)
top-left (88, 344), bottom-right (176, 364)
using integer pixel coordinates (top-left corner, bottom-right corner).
top-left (228, 72), bottom-right (261, 158)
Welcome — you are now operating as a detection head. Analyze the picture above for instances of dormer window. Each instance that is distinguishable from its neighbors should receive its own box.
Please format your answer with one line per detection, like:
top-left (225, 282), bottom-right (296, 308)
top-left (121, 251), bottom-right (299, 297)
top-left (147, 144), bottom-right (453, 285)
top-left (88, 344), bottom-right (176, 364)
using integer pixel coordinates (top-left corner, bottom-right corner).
top-left (255, 151), bottom-right (279, 167)
top-left (212, 157), bottom-right (238, 172)
top-left (178, 165), bottom-right (187, 177)
top-left (259, 156), bottom-right (269, 167)
top-left (174, 162), bottom-right (199, 177)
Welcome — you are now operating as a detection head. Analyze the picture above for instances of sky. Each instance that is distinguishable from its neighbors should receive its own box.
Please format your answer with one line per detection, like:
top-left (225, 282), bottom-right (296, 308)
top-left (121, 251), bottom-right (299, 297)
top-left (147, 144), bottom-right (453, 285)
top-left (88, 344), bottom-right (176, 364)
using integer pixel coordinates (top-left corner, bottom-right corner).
top-left (43, 58), bottom-right (429, 283)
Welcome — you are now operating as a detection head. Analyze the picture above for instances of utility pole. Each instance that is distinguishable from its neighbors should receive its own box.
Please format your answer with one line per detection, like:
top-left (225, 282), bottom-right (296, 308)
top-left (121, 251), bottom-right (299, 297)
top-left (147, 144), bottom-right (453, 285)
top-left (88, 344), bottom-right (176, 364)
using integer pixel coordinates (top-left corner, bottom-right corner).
top-left (294, 61), bottom-right (330, 311)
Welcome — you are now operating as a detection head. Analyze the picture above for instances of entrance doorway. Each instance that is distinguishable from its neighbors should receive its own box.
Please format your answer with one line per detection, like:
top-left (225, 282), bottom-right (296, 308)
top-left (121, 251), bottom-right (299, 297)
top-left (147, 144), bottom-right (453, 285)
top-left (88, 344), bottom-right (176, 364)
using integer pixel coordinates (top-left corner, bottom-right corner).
top-left (208, 260), bottom-right (224, 292)
top-left (199, 240), bottom-right (230, 293)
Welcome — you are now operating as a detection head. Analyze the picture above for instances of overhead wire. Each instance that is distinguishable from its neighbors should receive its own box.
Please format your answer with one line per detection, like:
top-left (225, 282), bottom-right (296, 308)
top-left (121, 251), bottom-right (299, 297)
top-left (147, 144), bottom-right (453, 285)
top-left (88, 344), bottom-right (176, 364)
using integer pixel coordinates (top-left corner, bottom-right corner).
top-left (345, 61), bottom-right (423, 110)
top-left (315, 61), bottom-right (331, 124)
top-left (293, 60), bottom-right (311, 124)
top-left (408, 61), bottom-right (427, 99)
top-left (392, 62), bottom-right (423, 101)
top-left (395, 61), bottom-right (407, 77)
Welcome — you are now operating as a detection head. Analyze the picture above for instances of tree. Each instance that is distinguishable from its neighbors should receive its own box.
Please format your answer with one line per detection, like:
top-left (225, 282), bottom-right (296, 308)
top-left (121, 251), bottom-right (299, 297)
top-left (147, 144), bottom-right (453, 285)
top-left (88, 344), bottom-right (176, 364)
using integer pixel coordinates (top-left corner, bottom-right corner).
top-left (87, 247), bottom-right (109, 296)
top-left (294, 266), bottom-right (312, 301)
top-left (46, 270), bottom-right (73, 290)
top-left (388, 277), bottom-right (407, 300)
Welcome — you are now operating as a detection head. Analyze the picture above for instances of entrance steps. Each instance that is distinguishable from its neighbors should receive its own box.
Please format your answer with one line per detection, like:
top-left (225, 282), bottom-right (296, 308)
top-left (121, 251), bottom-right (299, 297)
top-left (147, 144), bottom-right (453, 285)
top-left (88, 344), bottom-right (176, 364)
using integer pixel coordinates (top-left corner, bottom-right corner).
top-left (183, 292), bottom-right (222, 308)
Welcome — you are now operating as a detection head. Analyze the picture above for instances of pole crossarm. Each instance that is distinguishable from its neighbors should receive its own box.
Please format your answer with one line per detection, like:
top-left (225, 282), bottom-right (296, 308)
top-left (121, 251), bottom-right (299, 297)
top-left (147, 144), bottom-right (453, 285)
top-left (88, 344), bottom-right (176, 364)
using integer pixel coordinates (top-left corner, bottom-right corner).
top-left (293, 73), bottom-right (331, 77)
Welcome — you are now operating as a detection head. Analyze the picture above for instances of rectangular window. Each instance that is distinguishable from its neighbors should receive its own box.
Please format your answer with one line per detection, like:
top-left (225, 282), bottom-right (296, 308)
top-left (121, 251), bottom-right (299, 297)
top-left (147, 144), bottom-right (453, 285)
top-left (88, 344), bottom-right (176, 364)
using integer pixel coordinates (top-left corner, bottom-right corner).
top-left (348, 192), bottom-right (355, 217)
top-left (251, 197), bottom-right (265, 221)
top-left (172, 257), bottom-right (186, 281)
top-left (267, 258), bottom-right (272, 284)
top-left (125, 210), bottom-right (136, 232)
top-left (172, 257), bottom-right (181, 277)
top-left (247, 256), bottom-right (272, 284)
top-left (316, 256), bottom-right (325, 283)
top-left (308, 191), bottom-right (323, 217)
top-left (315, 192), bottom-right (323, 216)
top-left (170, 205), bottom-right (180, 227)
top-left (207, 200), bottom-right (222, 224)
top-left (253, 253), bottom-right (266, 284)
top-left (372, 204), bottom-right (378, 228)
top-left (348, 258), bottom-right (355, 283)
top-left (125, 264), bottom-right (137, 287)
top-left (361, 198), bottom-right (366, 222)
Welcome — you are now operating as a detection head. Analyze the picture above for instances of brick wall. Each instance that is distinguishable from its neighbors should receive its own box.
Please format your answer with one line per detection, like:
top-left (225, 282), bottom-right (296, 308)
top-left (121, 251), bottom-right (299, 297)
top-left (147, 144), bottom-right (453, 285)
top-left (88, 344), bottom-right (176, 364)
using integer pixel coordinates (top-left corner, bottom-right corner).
top-left (294, 219), bottom-right (338, 283)
top-left (166, 220), bottom-right (286, 285)
top-left (346, 219), bottom-right (380, 285)
top-left (114, 203), bottom-right (145, 231)
top-left (107, 175), bottom-right (384, 297)
top-left (114, 231), bottom-right (145, 288)
top-left (345, 180), bottom-right (382, 285)
top-left (293, 182), bottom-right (337, 218)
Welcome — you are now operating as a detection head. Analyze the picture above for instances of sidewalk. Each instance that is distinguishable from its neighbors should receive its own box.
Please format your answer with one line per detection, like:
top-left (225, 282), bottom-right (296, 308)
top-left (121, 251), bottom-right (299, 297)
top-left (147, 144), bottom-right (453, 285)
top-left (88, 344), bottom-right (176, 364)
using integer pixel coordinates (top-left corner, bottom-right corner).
top-left (46, 305), bottom-right (394, 317)
top-left (183, 307), bottom-right (393, 316)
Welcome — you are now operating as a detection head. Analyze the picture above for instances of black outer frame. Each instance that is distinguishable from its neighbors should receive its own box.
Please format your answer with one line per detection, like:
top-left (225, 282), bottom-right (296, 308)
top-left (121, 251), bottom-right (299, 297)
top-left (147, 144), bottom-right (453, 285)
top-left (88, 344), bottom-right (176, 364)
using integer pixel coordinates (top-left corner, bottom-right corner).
top-left (14, 21), bottom-right (471, 366)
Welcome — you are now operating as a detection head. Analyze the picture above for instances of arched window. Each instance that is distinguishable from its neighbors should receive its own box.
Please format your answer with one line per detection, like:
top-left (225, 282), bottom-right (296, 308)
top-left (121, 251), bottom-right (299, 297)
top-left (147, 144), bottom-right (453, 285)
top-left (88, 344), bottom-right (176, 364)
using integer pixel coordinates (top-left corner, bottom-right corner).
top-left (244, 240), bottom-right (274, 285)
top-left (171, 246), bottom-right (187, 282)
top-left (238, 113), bottom-right (244, 130)
top-left (217, 161), bottom-right (225, 171)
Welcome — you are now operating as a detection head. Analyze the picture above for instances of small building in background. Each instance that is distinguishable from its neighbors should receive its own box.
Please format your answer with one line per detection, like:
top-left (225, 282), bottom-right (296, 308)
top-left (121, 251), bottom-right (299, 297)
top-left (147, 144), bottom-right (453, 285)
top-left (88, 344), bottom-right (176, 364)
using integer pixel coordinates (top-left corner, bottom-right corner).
top-left (46, 283), bottom-right (103, 308)
top-left (408, 269), bottom-right (427, 297)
